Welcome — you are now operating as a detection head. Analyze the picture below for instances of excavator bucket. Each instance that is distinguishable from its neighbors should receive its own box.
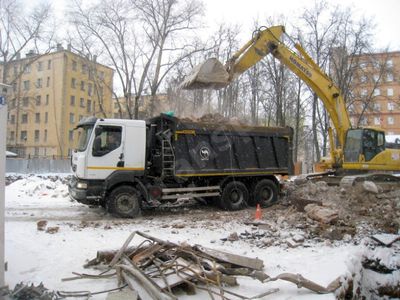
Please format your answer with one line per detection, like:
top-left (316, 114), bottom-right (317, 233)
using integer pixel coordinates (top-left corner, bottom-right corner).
top-left (180, 58), bottom-right (230, 90)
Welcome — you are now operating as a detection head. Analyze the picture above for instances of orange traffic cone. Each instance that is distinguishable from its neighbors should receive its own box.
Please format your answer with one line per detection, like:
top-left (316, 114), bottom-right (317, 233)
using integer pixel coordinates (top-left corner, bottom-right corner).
top-left (254, 204), bottom-right (262, 220)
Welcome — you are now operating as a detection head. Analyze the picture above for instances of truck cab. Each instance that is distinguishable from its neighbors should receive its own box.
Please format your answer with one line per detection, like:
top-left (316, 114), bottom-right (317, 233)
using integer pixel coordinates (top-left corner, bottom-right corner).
top-left (69, 118), bottom-right (146, 207)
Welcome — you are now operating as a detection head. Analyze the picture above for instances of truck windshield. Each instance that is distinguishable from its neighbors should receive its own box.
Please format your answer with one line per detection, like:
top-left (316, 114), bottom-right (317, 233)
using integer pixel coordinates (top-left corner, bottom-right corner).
top-left (76, 126), bottom-right (93, 152)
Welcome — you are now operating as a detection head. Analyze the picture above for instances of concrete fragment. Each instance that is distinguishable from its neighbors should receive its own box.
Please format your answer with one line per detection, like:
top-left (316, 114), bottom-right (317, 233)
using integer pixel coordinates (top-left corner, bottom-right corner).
top-left (46, 226), bottom-right (59, 234)
top-left (37, 220), bottom-right (48, 231)
top-left (292, 234), bottom-right (305, 243)
top-left (304, 204), bottom-right (338, 224)
top-left (227, 232), bottom-right (239, 241)
top-left (363, 181), bottom-right (379, 194)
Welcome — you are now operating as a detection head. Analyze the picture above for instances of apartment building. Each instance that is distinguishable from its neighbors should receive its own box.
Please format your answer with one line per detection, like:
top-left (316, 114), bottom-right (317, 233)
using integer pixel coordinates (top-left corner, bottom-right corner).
top-left (350, 51), bottom-right (400, 135)
top-left (112, 94), bottom-right (169, 119)
top-left (0, 47), bottom-right (114, 158)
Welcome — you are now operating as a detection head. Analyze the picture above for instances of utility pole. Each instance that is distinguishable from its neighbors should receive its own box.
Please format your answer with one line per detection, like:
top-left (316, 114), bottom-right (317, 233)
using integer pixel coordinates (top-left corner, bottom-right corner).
top-left (0, 83), bottom-right (10, 287)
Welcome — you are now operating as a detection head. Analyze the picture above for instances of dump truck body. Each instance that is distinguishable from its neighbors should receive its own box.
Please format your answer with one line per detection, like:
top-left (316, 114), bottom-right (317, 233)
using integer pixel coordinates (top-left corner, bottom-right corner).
top-left (69, 114), bottom-right (293, 218)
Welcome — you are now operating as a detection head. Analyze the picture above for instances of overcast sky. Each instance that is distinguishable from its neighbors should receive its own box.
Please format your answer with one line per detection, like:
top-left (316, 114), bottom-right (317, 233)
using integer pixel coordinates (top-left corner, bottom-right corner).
top-left (49, 0), bottom-right (400, 51)
top-left (202, 0), bottom-right (400, 50)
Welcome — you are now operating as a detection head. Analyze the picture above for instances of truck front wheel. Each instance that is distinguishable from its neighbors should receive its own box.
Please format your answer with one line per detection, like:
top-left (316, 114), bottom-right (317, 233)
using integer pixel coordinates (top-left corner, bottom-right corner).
top-left (220, 181), bottom-right (249, 210)
top-left (252, 179), bottom-right (278, 207)
top-left (107, 186), bottom-right (141, 218)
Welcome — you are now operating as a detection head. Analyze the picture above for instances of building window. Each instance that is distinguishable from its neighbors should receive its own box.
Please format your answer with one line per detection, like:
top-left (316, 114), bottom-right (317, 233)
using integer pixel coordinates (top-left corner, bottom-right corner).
top-left (386, 73), bottom-right (393, 82)
top-left (20, 131), bottom-right (27, 142)
top-left (35, 113), bottom-right (40, 123)
top-left (24, 64), bottom-right (31, 74)
top-left (88, 83), bottom-right (92, 96)
top-left (82, 64), bottom-right (87, 74)
top-left (70, 95), bottom-right (75, 106)
top-left (360, 62), bottom-right (368, 69)
top-left (46, 94), bottom-right (49, 105)
top-left (44, 129), bottom-right (48, 142)
top-left (10, 131), bottom-right (15, 141)
top-left (80, 98), bottom-right (85, 107)
top-left (34, 147), bottom-right (39, 157)
top-left (373, 74), bottom-right (379, 82)
top-left (388, 102), bottom-right (395, 111)
top-left (71, 78), bottom-right (76, 88)
top-left (46, 77), bottom-right (50, 87)
top-left (23, 80), bottom-right (30, 91)
top-left (69, 130), bottom-right (74, 141)
top-left (37, 61), bottom-right (43, 71)
top-left (99, 71), bottom-right (104, 80)
top-left (10, 115), bottom-right (15, 124)
top-left (80, 81), bottom-right (85, 91)
top-left (34, 130), bottom-right (40, 142)
top-left (360, 89), bottom-right (368, 97)
top-left (72, 60), bottom-right (77, 71)
top-left (374, 117), bottom-right (380, 125)
top-left (386, 59), bottom-right (393, 68)
top-left (47, 59), bottom-right (51, 70)
top-left (387, 88), bottom-right (394, 97)
top-left (21, 114), bottom-right (28, 123)
top-left (23, 97), bottom-right (29, 107)
top-left (9, 99), bottom-right (15, 109)
top-left (87, 99), bottom-right (92, 113)
top-left (373, 89), bottom-right (380, 96)
top-left (13, 65), bottom-right (18, 75)
top-left (36, 95), bottom-right (41, 105)
top-left (360, 74), bottom-right (367, 83)
top-left (36, 78), bottom-right (42, 88)
top-left (12, 82), bottom-right (17, 92)
top-left (388, 117), bottom-right (394, 125)
top-left (45, 112), bottom-right (48, 123)
top-left (373, 103), bottom-right (380, 111)
top-left (69, 113), bottom-right (75, 124)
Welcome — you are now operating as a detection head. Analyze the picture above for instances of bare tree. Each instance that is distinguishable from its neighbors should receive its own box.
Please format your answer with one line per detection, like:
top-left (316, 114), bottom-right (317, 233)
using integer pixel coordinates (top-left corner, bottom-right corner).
top-left (132, 0), bottom-right (204, 117)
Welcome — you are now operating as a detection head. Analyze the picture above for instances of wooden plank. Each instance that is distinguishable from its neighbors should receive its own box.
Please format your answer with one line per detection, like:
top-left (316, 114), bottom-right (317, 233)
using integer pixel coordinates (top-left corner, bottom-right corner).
top-left (194, 245), bottom-right (264, 271)
top-left (132, 244), bottom-right (164, 264)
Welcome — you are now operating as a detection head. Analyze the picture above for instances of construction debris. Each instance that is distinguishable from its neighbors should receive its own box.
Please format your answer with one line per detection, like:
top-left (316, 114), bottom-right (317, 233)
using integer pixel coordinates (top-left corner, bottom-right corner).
top-left (64, 231), bottom-right (346, 299)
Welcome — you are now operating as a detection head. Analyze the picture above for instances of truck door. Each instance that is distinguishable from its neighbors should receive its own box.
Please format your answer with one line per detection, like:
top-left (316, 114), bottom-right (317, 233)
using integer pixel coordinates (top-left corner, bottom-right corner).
top-left (86, 125), bottom-right (124, 179)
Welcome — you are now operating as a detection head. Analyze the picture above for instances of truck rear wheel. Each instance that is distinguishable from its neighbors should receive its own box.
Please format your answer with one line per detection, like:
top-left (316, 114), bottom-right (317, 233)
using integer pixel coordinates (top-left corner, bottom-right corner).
top-left (251, 179), bottom-right (278, 207)
top-left (107, 186), bottom-right (141, 218)
top-left (220, 181), bottom-right (249, 210)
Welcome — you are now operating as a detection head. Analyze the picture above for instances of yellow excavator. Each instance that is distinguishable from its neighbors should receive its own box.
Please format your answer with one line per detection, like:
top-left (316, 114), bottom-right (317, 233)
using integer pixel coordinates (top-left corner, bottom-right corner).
top-left (181, 25), bottom-right (400, 185)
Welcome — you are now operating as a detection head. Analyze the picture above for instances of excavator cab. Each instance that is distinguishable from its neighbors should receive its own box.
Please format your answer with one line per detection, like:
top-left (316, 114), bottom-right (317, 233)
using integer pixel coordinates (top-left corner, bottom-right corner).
top-left (344, 129), bottom-right (385, 163)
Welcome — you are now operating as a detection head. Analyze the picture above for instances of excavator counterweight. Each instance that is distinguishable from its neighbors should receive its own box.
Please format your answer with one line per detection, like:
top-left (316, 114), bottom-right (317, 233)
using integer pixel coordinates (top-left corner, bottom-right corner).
top-left (181, 58), bottom-right (230, 89)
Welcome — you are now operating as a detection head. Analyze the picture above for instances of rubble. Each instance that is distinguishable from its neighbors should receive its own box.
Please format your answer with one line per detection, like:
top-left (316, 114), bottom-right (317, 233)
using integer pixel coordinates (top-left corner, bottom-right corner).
top-left (304, 204), bottom-right (339, 224)
top-left (65, 231), bottom-right (346, 299)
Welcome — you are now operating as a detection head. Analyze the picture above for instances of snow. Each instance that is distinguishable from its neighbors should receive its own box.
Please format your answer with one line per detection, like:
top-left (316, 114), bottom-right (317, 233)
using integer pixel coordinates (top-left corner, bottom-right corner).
top-left (4, 174), bottom-right (398, 299)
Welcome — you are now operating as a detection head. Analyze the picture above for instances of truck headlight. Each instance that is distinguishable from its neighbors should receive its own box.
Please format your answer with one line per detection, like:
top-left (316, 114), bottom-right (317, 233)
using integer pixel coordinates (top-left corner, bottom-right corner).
top-left (76, 182), bottom-right (88, 189)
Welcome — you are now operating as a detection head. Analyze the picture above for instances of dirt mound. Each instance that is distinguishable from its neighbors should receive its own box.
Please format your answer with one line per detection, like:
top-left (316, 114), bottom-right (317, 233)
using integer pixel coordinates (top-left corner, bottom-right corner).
top-left (285, 180), bottom-right (400, 239)
top-left (180, 113), bottom-right (248, 126)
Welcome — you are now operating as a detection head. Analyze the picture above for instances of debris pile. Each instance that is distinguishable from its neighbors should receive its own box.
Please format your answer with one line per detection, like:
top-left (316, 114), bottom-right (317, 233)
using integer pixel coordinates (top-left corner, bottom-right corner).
top-left (180, 113), bottom-right (247, 126)
top-left (66, 231), bottom-right (343, 299)
top-left (6, 175), bottom-right (70, 198)
top-left (1, 282), bottom-right (57, 300)
top-left (284, 180), bottom-right (400, 239)
top-left (337, 234), bottom-right (400, 299)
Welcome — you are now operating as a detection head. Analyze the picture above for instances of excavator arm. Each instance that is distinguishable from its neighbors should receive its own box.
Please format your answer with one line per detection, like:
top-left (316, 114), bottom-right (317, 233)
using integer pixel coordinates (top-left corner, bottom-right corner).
top-left (182, 25), bottom-right (351, 166)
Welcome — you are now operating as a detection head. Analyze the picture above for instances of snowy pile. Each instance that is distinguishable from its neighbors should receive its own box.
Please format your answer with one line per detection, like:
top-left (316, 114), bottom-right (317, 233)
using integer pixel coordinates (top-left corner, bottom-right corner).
top-left (4, 174), bottom-right (400, 299)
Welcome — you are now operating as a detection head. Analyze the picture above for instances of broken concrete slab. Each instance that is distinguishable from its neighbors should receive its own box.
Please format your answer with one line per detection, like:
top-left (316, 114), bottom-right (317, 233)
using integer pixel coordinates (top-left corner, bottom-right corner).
top-left (304, 204), bottom-right (339, 224)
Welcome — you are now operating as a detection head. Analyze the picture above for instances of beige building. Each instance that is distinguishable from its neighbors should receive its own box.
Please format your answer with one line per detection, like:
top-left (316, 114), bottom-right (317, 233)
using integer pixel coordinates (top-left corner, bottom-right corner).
top-left (350, 51), bottom-right (400, 135)
top-left (112, 94), bottom-right (169, 119)
top-left (0, 47), bottom-right (114, 158)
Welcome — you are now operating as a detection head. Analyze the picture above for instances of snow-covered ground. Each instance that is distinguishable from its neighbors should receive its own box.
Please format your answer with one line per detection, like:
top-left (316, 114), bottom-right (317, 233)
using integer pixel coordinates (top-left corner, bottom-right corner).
top-left (4, 175), bottom-right (398, 299)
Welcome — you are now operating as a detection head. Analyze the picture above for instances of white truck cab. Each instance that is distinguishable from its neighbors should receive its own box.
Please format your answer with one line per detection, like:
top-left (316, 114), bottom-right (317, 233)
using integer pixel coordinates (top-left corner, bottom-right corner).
top-left (69, 117), bottom-right (146, 208)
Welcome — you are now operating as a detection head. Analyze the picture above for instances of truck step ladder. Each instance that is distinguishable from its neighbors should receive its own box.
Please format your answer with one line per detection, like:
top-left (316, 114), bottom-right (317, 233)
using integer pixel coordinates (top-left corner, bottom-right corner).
top-left (162, 139), bottom-right (175, 177)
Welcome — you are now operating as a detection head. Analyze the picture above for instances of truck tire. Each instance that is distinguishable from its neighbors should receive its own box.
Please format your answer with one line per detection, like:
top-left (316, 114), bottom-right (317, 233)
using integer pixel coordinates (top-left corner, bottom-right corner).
top-left (107, 186), bottom-right (141, 218)
top-left (220, 181), bottom-right (249, 210)
top-left (251, 179), bottom-right (278, 207)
